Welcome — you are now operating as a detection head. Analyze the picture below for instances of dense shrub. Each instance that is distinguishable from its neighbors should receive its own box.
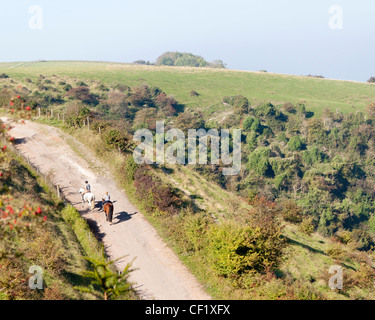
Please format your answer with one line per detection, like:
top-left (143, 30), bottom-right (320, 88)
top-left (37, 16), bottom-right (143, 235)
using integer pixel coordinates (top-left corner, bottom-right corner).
top-left (242, 116), bottom-right (255, 131)
top-left (298, 217), bottom-right (316, 235)
top-left (123, 155), bottom-right (139, 183)
top-left (207, 196), bottom-right (286, 278)
top-left (207, 219), bottom-right (285, 277)
top-left (288, 136), bottom-right (306, 151)
top-left (63, 84), bottom-right (72, 92)
top-left (248, 147), bottom-right (274, 177)
top-left (104, 128), bottom-right (130, 152)
top-left (350, 229), bottom-right (375, 251)
top-left (207, 221), bottom-right (257, 277)
top-left (133, 166), bottom-right (183, 215)
top-left (282, 102), bottom-right (297, 114)
top-left (111, 83), bottom-right (130, 93)
top-left (223, 95), bottom-right (249, 114)
top-left (173, 111), bottom-right (205, 134)
top-left (280, 200), bottom-right (303, 224)
top-left (302, 146), bottom-right (326, 165)
top-left (154, 93), bottom-right (179, 116)
top-left (65, 102), bottom-right (91, 127)
top-left (66, 87), bottom-right (99, 105)
top-left (129, 84), bottom-right (160, 108)
top-left (133, 108), bottom-right (158, 131)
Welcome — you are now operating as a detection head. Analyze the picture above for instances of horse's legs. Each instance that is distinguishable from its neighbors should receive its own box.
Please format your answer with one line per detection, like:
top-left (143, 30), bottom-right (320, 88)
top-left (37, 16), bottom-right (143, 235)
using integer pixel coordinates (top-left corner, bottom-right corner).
top-left (108, 205), bottom-right (113, 223)
top-left (104, 206), bottom-right (108, 221)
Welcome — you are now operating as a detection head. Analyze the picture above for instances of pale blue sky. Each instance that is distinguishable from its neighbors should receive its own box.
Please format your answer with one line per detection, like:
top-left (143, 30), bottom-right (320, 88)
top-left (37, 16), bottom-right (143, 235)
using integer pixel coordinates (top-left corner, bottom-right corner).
top-left (0, 0), bottom-right (374, 81)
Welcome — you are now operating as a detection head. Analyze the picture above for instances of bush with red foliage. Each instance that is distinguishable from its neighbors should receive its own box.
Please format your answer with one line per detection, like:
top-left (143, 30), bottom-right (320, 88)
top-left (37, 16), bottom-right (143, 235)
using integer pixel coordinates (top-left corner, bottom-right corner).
top-left (134, 166), bottom-right (182, 215)
top-left (128, 85), bottom-right (159, 108)
top-left (154, 92), bottom-right (178, 116)
top-left (66, 86), bottom-right (99, 105)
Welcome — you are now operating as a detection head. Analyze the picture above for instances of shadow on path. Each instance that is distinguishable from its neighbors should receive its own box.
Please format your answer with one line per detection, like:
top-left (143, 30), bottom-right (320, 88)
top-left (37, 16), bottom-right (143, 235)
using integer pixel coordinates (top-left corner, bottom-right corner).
top-left (86, 218), bottom-right (106, 242)
top-left (113, 211), bottom-right (137, 225)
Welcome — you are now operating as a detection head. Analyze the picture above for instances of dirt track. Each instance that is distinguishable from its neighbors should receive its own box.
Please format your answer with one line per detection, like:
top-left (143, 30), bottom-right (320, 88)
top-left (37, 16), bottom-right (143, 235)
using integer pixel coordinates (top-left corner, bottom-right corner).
top-left (7, 119), bottom-right (211, 300)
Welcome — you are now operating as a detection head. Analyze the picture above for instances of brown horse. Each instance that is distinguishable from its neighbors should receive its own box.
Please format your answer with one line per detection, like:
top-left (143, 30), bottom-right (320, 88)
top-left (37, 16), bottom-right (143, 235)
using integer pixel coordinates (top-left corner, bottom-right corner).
top-left (102, 200), bottom-right (114, 223)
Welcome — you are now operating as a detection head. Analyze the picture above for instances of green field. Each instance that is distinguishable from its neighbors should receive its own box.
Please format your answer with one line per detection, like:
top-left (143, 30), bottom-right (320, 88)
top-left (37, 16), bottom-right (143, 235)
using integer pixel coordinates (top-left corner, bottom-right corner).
top-left (1, 60), bottom-right (375, 115)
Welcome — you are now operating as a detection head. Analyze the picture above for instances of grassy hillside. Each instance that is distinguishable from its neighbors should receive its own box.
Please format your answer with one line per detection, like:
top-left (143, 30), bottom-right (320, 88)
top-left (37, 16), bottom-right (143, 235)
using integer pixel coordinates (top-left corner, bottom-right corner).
top-left (1, 60), bottom-right (375, 116)
top-left (0, 145), bottom-right (90, 299)
top-left (2, 62), bottom-right (375, 300)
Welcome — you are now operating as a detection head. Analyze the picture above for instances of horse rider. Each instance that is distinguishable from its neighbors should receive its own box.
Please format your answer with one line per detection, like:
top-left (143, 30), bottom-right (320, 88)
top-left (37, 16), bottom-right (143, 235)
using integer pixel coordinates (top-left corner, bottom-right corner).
top-left (83, 181), bottom-right (91, 194)
top-left (80, 181), bottom-right (91, 201)
top-left (101, 191), bottom-right (111, 210)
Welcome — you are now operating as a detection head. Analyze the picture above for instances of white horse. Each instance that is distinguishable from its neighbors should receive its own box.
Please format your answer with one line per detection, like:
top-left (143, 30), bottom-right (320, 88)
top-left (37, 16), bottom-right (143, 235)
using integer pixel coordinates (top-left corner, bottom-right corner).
top-left (79, 187), bottom-right (96, 211)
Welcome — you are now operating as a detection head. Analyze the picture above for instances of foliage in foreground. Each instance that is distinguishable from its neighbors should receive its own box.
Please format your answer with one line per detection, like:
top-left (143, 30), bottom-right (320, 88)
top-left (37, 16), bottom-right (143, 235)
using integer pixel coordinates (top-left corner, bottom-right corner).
top-left (75, 250), bottom-right (133, 300)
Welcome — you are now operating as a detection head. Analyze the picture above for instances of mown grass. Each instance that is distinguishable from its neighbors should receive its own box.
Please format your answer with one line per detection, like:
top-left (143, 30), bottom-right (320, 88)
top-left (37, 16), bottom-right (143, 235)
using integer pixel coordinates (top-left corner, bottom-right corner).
top-left (1, 60), bottom-right (375, 116)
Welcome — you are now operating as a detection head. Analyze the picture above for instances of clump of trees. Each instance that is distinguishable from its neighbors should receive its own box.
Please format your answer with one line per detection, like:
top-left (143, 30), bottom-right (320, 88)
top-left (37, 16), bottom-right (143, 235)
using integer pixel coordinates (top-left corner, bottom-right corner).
top-left (156, 52), bottom-right (225, 69)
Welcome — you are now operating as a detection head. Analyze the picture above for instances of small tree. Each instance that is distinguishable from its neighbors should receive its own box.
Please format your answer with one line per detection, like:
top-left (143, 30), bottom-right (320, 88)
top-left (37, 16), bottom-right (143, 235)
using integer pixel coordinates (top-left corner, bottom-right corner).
top-left (75, 250), bottom-right (133, 300)
top-left (367, 77), bottom-right (375, 83)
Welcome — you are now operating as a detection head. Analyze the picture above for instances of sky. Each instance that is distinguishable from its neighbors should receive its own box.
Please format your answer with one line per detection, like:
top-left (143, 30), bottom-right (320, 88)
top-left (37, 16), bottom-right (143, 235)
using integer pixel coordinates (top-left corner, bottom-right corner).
top-left (0, 0), bottom-right (374, 82)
